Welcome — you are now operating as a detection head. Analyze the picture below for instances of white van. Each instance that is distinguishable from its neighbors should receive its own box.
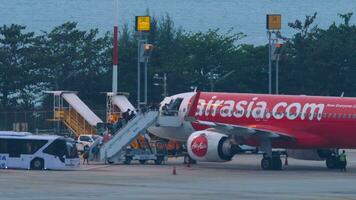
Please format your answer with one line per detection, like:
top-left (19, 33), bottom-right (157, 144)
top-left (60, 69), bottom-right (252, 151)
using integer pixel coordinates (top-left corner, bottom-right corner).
top-left (76, 134), bottom-right (101, 153)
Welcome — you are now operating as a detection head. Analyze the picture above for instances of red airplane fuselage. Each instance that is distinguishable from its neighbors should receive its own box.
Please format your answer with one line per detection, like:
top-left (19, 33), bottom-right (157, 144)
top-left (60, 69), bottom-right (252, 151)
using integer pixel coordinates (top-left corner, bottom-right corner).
top-left (190, 92), bottom-right (356, 149)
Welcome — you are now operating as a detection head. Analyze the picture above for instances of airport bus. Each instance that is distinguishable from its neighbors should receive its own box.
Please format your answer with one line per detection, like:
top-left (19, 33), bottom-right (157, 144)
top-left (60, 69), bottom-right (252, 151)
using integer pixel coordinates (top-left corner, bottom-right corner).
top-left (0, 131), bottom-right (80, 170)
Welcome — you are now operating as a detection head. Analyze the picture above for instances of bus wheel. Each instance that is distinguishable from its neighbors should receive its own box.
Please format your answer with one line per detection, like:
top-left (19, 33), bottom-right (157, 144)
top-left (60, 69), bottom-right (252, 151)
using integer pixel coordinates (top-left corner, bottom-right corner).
top-left (31, 158), bottom-right (44, 170)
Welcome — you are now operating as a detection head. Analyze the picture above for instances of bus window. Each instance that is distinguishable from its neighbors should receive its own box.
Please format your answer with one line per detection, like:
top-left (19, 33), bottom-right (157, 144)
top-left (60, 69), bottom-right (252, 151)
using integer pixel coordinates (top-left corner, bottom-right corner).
top-left (8, 139), bottom-right (27, 157)
top-left (24, 140), bottom-right (47, 154)
top-left (0, 139), bottom-right (8, 154)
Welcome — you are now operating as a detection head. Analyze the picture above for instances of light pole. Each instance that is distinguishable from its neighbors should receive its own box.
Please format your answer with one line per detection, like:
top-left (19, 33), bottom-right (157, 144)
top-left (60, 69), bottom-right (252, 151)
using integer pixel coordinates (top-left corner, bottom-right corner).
top-left (135, 16), bottom-right (151, 109)
top-left (268, 31), bottom-right (272, 94)
top-left (266, 14), bottom-right (282, 94)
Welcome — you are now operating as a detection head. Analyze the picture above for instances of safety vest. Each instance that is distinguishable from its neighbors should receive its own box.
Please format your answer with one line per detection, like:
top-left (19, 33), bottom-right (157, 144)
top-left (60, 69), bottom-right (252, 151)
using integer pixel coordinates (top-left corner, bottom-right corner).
top-left (340, 154), bottom-right (346, 162)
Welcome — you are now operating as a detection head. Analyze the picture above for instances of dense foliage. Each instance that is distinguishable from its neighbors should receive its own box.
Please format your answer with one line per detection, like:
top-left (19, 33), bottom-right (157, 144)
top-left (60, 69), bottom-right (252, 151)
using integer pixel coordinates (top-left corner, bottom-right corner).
top-left (1, 13), bottom-right (356, 111)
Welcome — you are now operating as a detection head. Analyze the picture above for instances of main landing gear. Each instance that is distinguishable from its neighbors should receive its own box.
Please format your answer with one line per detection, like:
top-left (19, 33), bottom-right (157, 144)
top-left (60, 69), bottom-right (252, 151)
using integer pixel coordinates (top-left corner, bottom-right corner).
top-left (261, 153), bottom-right (283, 170)
top-left (325, 149), bottom-right (346, 170)
top-left (260, 138), bottom-right (283, 170)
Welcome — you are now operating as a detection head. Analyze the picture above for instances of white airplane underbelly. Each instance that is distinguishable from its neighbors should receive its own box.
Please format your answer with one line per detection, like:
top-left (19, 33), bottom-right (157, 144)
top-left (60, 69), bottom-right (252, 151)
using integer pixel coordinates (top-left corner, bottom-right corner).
top-left (148, 123), bottom-right (193, 141)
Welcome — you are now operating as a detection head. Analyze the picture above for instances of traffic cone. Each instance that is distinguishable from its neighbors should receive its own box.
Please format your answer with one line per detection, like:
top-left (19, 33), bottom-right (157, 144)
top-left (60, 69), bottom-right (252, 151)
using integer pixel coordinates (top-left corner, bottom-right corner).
top-left (172, 166), bottom-right (177, 175)
top-left (284, 155), bottom-right (288, 166)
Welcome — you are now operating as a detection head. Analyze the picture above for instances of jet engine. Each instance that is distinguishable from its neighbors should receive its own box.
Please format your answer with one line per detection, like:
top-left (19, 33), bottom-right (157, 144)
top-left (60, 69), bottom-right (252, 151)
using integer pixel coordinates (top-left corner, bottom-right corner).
top-left (187, 130), bottom-right (238, 162)
top-left (286, 149), bottom-right (335, 161)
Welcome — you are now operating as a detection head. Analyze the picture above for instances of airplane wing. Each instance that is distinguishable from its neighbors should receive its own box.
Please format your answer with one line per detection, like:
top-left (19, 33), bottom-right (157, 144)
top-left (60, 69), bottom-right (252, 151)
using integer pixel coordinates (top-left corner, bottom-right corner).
top-left (193, 120), bottom-right (296, 141)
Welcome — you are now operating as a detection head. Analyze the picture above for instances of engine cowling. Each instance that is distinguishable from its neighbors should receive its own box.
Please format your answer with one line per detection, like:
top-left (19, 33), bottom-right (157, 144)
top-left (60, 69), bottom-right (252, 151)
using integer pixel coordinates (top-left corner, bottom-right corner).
top-left (286, 149), bottom-right (334, 161)
top-left (187, 130), bottom-right (235, 162)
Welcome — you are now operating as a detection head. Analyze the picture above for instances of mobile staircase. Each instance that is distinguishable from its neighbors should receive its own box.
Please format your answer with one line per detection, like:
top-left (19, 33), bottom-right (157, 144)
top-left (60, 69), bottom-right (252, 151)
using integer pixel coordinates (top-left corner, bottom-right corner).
top-left (46, 91), bottom-right (103, 136)
top-left (89, 110), bottom-right (159, 163)
top-left (89, 93), bottom-right (160, 164)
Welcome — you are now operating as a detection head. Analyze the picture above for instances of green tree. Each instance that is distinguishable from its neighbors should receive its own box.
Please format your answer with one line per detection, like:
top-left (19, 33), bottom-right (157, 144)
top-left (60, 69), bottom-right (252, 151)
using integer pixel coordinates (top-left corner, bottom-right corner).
top-left (0, 24), bottom-right (45, 110)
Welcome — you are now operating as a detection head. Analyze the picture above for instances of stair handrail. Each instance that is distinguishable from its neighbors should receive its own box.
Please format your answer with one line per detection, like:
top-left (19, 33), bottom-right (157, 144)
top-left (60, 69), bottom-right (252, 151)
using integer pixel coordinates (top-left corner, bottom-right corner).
top-left (102, 110), bottom-right (159, 161)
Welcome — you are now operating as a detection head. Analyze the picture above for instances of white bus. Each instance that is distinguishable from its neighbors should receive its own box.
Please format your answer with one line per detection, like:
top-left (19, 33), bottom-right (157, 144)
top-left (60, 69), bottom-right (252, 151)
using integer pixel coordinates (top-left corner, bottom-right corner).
top-left (0, 131), bottom-right (80, 170)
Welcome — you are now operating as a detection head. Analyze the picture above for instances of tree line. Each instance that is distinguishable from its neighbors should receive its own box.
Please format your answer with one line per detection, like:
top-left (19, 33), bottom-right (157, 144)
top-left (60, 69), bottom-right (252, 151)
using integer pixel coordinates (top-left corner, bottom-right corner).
top-left (0, 12), bottom-right (355, 112)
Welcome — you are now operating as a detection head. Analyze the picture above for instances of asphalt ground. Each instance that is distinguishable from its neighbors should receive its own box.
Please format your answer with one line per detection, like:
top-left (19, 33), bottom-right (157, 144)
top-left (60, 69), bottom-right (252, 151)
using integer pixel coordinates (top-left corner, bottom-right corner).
top-left (1, 151), bottom-right (356, 200)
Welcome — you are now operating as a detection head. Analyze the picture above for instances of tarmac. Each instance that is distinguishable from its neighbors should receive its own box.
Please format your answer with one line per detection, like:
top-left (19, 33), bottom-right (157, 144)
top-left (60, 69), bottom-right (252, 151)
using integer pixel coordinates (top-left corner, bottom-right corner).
top-left (1, 152), bottom-right (356, 200)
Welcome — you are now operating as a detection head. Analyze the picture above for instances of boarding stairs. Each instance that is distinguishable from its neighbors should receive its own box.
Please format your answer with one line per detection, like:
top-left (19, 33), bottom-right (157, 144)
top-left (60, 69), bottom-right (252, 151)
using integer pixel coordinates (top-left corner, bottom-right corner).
top-left (90, 110), bottom-right (159, 163)
top-left (48, 91), bottom-right (103, 136)
top-left (61, 109), bottom-right (97, 135)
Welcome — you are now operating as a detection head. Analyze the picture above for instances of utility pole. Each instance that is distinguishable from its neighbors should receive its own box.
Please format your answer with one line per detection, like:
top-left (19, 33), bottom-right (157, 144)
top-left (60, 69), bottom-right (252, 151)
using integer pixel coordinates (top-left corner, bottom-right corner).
top-left (163, 73), bottom-right (167, 97)
top-left (276, 54), bottom-right (279, 94)
top-left (113, 26), bottom-right (118, 93)
top-left (112, 0), bottom-right (119, 93)
top-left (153, 73), bottom-right (168, 97)
top-left (205, 67), bottom-right (234, 92)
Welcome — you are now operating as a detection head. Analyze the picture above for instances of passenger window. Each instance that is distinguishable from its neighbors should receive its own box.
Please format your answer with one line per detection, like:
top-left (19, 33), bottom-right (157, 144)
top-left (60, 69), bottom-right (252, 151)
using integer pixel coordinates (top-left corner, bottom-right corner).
top-left (8, 139), bottom-right (26, 157)
top-left (0, 139), bottom-right (8, 154)
top-left (24, 140), bottom-right (47, 154)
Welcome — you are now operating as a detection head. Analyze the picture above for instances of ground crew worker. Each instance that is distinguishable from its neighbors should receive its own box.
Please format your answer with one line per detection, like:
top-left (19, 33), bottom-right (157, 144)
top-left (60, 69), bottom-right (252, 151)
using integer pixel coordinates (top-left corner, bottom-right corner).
top-left (83, 145), bottom-right (90, 165)
top-left (339, 150), bottom-right (347, 172)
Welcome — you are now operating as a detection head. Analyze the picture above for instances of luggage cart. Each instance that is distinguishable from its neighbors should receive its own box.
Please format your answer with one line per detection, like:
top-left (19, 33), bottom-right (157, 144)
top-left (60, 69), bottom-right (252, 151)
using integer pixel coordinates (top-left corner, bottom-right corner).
top-left (123, 140), bottom-right (168, 165)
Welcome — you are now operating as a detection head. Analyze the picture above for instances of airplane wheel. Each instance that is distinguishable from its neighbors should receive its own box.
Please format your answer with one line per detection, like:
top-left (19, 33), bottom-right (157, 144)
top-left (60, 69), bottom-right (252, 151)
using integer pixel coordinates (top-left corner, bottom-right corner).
top-left (326, 157), bottom-right (339, 169)
top-left (261, 157), bottom-right (282, 170)
top-left (139, 160), bottom-right (147, 165)
top-left (261, 157), bottom-right (272, 170)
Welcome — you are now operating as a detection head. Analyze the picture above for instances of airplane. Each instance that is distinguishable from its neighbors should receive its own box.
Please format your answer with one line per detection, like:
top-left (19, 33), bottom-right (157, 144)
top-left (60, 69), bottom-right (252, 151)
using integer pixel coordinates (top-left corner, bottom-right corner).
top-left (148, 91), bottom-right (356, 170)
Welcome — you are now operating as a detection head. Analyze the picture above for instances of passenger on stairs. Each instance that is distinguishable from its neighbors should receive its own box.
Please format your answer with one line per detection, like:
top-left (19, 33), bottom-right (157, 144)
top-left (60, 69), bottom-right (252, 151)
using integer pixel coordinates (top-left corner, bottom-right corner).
top-left (103, 131), bottom-right (111, 143)
top-left (141, 105), bottom-right (148, 115)
top-left (122, 109), bottom-right (131, 122)
top-left (128, 110), bottom-right (136, 121)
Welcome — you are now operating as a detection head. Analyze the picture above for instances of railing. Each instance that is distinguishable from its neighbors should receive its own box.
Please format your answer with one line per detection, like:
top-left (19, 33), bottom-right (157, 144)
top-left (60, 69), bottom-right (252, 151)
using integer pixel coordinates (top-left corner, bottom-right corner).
top-left (100, 111), bottom-right (159, 163)
top-left (59, 108), bottom-right (96, 136)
